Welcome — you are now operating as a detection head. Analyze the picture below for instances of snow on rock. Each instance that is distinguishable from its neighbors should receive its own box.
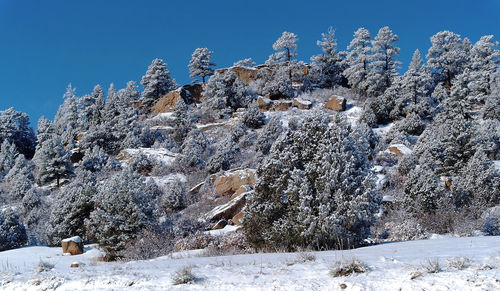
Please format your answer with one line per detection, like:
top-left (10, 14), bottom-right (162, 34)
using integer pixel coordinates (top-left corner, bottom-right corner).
top-left (204, 225), bottom-right (241, 236)
top-left (205, 191), bottom-right (251, 222)
top-left (376, 174), bottom-right (389, 190)
top-left (494, 160), bottom-right (500, 172)
top-left (345, 105), bottom-right (363, 126)
top-left (373, 122), bottom-right (394, 137)
top-left (214, 168), bottom-right (256, 195)
top-left (387, 144), bottom-right (412, 156)
top-left (382, 195), bottom-right (394, 202)
top-left (150, 173), bottom-right (187, 189)
top-left (117, 147), bottom-right (177, 166)
top-left (2, 236), bottom-right (500, 290)
top-left (61, 236), bottom-right (84, 255)
top-left (292, 98), bottom-right (312, 109)
top-left (372, 165), bottom-right (385, 174)
top-left (61, 236), bottom-right (82, 243)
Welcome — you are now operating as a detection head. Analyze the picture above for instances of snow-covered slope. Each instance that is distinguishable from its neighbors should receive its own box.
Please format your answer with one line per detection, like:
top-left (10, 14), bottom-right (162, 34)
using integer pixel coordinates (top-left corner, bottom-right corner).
top-left (1, 236), bottom-right (499, 290)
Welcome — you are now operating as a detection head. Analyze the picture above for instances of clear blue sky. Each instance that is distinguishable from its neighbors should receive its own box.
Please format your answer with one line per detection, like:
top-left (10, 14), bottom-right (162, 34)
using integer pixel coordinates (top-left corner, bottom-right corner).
top-left (1, 0), bottom-right (499, 127)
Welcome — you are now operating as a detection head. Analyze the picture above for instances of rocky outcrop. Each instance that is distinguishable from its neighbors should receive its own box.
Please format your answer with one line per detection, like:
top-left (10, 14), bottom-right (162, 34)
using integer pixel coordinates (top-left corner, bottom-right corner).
top-left (293, 98), bottom-right (312, 109)
top-left (325, 95), bottom-right (346, 111)
top-left (387, 144), bottom-right (412, 156)
top-left (272, 100), bottom-right (293, 111)
top-left (231, 66), bottom-right (259, 85)
top-left (257, 96), bottom-right (272, 111)
top-left (151, 87), bottom-right (194, 113)
top-left (206, 191), bottom-right (250, 222)
top-left (183, 83), bottom-right (204, 103)
top-left (232, 212), bottom-right (244, 226)
top-left (214, 169), bottom-right (256, 196)
top-left (62, 236), bottom-right (84, 255)
top-left (230, 185), bottom-right (252, 200)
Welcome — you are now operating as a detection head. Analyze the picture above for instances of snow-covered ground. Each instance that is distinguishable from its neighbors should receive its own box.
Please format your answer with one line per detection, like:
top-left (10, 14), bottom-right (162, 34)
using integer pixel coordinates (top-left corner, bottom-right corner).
top-left (1, 236), bottom-right (499, 290)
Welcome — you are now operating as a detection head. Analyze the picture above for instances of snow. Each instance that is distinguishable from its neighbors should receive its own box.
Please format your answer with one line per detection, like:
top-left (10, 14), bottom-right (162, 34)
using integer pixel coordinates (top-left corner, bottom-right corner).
top-left (61, 236), bottom-right (82, 243)
top-left (150, 173), bottom-right (187, 188)
top-left (494, 160), bottom-right (500, 172)
top-left (121, 147), bottom-right (177, 166)
top-left (204, 225), bottom-right (241, 236)
top-left (376, 174), bottom-right (389, 190)
top-left (345, 105), bottom-right (363, 126)
top-left (2, 236), bottom-right (500, 290)
top-left (386, 144), bottom-right (413, 155)
top-left (373, 122), bottom-right (395, 136)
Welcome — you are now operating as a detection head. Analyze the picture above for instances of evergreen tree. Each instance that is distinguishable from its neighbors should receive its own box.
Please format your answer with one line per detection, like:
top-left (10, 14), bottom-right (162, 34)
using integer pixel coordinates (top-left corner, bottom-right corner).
top-left (33, 134), bottom-right (73, 187)
top-left (140, 59), bottom-right (177, 109)
top-left (426, 31), bottom-right (469, 90)
top-left (467, 35), bottom-right (500, 99)
top-left (367, 26), bottom-right (401, 95)
top-left (400, 50), bottom-right (433, 106)
top-left (189, 48), bottom-right (216, 83)
top-left (0, 209), bottom-right (27, 251)
top-left (54, 84), bottom-right (80, 148)
top-left (344, 28), bottom-right (372, 95)
top-left (310, 27), bottom-right (345, 88)
top-left (0, 108), bottom-right (36, 159)
top-left (243, 111), bottom-right (380, 250)
top-left (0, 140), bottom-right (18, 178)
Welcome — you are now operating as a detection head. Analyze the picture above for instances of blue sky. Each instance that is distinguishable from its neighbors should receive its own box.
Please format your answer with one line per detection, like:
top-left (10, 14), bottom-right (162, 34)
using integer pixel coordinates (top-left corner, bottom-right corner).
top-left (1, 0), bottom-right (499, 127)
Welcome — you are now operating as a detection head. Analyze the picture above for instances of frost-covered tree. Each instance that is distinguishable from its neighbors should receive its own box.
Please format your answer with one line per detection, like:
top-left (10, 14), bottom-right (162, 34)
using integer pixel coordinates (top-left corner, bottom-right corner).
top-left (267, 31), bottom-right (299, 80)
top-left (33, 134), bottom-right (73, 187)
top-left (35, 117), bottom-right (55, 151)
top-left (310, 27), bottom-right (345, 88)
top-left (367, 26), bottom-right (401, 95)
top-left (0, 108), bottom-right (36, 159)
top-left (344, 28), bottom-right (372, 95)
top-left (54, 84), bottom-right (81, 148)
top-left (140, 59), bottom-right (177, 109)
top-left (261, 65), bottom-right (294, 99)
top-left (403, 166), bottom-right (443, 214)
top-left (82, 145), bottom-right (109, 173)
top-left (233, 58), bottom-right (256, 67)
top-left (4, 154), bottom-right (35, 201)
top-left (47, 170), bottom-right (96, 245)
top-left (80, 84), bottom-right (105, 128)
top-left (158, 176), bottom-right (186, 211)
top-left (401, 50), bottom-right (433, 107)
top-left (189, 48), bottom-right (216, 83)
top-left (240, 103), bottom-right (265, 129)
top-left (174, 129), bottom-right (208, 172)
top-left (255, 116), bottom-right (283, 155)
top-left (243, 111), bottom-right (380, 251)
top-left (0, 209), bottom-right (27, 251)
top-left (482, 96), bottom-right (500, 121)
top-left (426, 31), bottom-right (469, 90)
top-left (466, 35), bottom-right (499, 99)
top-left (452, 149), bottom-right (500, 208)
top-left (207, 137), bottom-right (240, 174)
top-left (86, 169), bottom-right (155, 258)
top-left (0, 140), bottom-right (17, 178)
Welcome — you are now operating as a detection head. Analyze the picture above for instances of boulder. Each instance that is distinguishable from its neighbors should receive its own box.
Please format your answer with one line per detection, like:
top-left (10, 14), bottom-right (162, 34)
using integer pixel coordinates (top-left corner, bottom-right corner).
top-left (206, 192), bottom-right (249, 222)
top-left (231, 66), bottom-right (258, 85)
top-left (387, 144), bottom-right (412, 156)
top-left (214, 169), bottom-right (257, 195)
top-left (232, 212), bottom-right (244, 226)
top-left (325, 95), bottom-right (346, 111)
top-left (230, 185), bottom-right (252, 200)
top-left (212, 219), bottom-right (228, 230)
top-left (272, 100), bottom-right (293, 111)
top-left (293, 98), bottom-right (312, 110)
top-left (61, 236), bottom-right (84, 255)
top-left (70, 262), bottom-right (81, 268)
top-left (257, 96), bottom-right (272, 111)
top-left (151, 87), bottom-right (194, 113)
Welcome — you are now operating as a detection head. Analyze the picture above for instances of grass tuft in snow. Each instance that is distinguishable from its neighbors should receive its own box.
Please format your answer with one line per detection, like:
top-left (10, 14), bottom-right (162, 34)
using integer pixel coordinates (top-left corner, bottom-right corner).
top-left (421, 258), bottom-right (441, 273)
top-left (447, 257), bottom-right (471, 270)
top-left (329, 258), bottom-right (368, 277)
top-left (286, 251), bottom-right (316, 266)
top-left (36, 260), bottom-right (55, 273)
top-left (171, 265), bottom-right (197, 285)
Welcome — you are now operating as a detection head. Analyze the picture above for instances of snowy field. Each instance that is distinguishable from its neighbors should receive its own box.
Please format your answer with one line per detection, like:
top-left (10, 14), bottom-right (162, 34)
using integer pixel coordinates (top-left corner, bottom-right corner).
top-left (1, 236), bottom-right (500, 290)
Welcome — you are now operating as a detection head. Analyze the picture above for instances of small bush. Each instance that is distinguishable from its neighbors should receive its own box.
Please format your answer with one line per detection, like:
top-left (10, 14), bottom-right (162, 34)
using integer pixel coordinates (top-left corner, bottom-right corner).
top-left (37, 260), bottom-right (55, 273)
top-left (447, 257), bottom-right (471, 270)
top-left (295, 252), bottom-right (316, 263)
top-left (171, 266), bottom-right (196, 285)
top-left (421, 258), bottom-right (441, 273)
top-left (329, 258), bottom-right (368, 277)
top-left (241, 104), bottom-right (265, 129)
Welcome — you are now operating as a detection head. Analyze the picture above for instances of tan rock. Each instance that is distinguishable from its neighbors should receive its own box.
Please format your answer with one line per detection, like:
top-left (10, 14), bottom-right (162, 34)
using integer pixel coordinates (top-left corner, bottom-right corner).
top-left (214, 169), bottom-right (257, 195)
top-left (230, 185), bottom-right (252, 200)
top-left (257, 96), bottom-right (273, 111)
top-left (206, 192), bottom-right (248, 222)
top-left (188, 182), bottom-right (204, 195)
top-left (151, 90), bottom-right (181, 113)
top-left (272, 100), bottom-right (293, 111)
top-left (231, 66), bottom-right (258, 85)
top-left (232, 212), bottom-right (244, 226)
top-left (212, 219), bottom-right (228, 230)
top-left (325, 95), bottom-right (346, 111)
top-left (70, 262), bottom-right (81, 268)
top-left (293, 98), bottom-right (312, 109)
top-left (61, 236), bottom-right (84, 255)
top-left (387, 144), bottom-right (412, 156)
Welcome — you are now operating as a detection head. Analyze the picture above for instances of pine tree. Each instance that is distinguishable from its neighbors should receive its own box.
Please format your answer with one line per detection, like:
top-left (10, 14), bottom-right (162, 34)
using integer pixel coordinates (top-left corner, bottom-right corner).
top-left (140, 59), bottom-right (177, 109)
top-left (344, 28), bottom-right (372, 95)
top-left (54, 84), bottom-right (80, 149)
top-left (243, 111), bottom-right (380, 250)
top-left (367, 26), bottom-right (401, 95)
top-left (0, 108), bottom-right (36, 159)
top-left (426, 31), bottom-right (469, 91)
top-left (401, 50), bottom-right (433, 106)
top-left (310, 27), bottom-right (345, 88)
top-left (33, 134), bottom-right (73, 187)
top-left (467, 35), bottom-right (500, 98)
top-left (188, 48), bottom-right (216, 83)
top-left (0, 209), bottom-right (27, 251)
top-left (0, 140), bottom-right (18, 178)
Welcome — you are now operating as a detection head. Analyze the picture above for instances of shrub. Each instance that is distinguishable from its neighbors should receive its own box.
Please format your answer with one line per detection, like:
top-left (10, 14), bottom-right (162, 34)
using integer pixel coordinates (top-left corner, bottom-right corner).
top-left (447, 257), bottom-right (471, 270)
top-left (421, 258), bottom-right (441, 273)
top-left (36, 260), bottom-right (55, 273)
top-left (0, 209), bottom-right (27, 251)
top-left (241, 104), bottom-right (265, 129)
top-left (329, 258), bottom-right (368, 277)
top-left (171, 266), bottom-right (196, 285)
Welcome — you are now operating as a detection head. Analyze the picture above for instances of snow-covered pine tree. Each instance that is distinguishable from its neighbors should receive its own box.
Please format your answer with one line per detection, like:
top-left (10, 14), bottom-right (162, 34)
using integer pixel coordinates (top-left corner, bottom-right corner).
top-left (310, 27), bottom-right (345, 88)
top-left (243, 111), bottom-right (380, 251)
top-left (400, 50), bottom-right (433, 108)
top-left (140, 59), bottom-right (177, 109)
top-left (255, 115), bottom-right (283, 155)
top-left (0, 140), bottom-right (18, 178)
top-left (33, 134), bottom-right (73, 187)
top-left (466, 35), bottom-right (499, 101)
top-left (47, 170), bottom-right (96, 246)
top-left (86, 169), bottom-right (155, 259)
top-left (267, 31), bottom-right (299, 81)
top-left (0, 209), bottom-right (27, 251)
top-left (403, 166), bottom-right (443, 214)
top-left (367, 26), bottom-right (401, 96)
top-left (344, 28), bottom-right (372, 96)
top-left (189, 48), bottom-right (216, 83)
top-left (240, 103), bottom-right (265, 129)
top-left (54, 84), bottom-right (81, 149)
top-left (426, 31), bottom-right (469, 91)
top-left (0, 108), bottom-right (36, 159)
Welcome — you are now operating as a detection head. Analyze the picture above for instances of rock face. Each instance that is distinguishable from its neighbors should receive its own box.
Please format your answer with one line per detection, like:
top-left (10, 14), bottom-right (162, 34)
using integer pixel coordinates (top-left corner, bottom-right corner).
top-left (293, 98), bottom-right (312, 110)
top-left (257, 96), bottom-right (272, 111)
top-left (214, 169), bottom-right (256, 196)
top-left (61, 236), bottom-right (84, 255)
top-left (206, 191), bottom-right (250, 222)
top-left (151, 87), bottom-right (194, 113)
top-left (213, 219), bottom-right (228, 230)
top-left (230, 185), bottom-right (252, 200)
top-left (183, 83), bottom-right (204, 103)
top-left (272, 100), bottom-right (293, 111)
top-left (325, 95), bottom-right (346, 111)
top-left (387, 144), bottom-right (412, 156)
top-left (231, 66), bottom-right (258, 85)
top-left (232, 212), bottom-right (244, 226)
